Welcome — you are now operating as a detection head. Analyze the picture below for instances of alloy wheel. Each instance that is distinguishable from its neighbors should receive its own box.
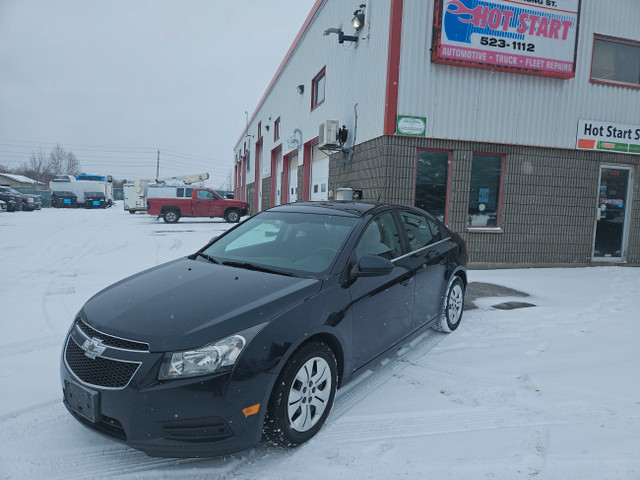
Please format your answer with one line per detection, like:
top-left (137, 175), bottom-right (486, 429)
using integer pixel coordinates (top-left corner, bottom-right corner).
top-left (287, 356), bottom-right (332, 432)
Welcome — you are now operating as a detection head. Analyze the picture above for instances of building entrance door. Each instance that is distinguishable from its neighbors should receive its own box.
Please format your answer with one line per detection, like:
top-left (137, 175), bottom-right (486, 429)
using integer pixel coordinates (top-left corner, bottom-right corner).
top-left (593, 165), bottom-right (633, 260)
top-left (289, 154), bottom-right (298, 203)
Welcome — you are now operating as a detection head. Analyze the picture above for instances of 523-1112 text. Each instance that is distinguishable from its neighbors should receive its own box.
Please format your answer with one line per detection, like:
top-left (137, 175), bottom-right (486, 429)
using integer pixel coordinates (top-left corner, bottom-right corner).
top-left (480, 36), bottom-right (535, 52)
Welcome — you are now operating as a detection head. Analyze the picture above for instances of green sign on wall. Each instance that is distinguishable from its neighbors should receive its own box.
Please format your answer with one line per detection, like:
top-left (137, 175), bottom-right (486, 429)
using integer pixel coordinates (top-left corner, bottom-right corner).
top-left (396, 115), bottom-right (426, 136)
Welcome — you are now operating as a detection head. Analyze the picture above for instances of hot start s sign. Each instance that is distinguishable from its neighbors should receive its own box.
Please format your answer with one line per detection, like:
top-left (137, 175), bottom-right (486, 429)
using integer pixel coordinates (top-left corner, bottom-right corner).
top-left (431, 0), bottom-right (581, 78)
top-left (577, 120), bottom-right (640, 155)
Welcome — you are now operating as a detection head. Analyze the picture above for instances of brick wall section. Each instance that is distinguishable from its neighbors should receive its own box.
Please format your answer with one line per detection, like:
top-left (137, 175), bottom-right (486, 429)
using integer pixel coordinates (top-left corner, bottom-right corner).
top-left (329, 135), bottom-right (640, 266)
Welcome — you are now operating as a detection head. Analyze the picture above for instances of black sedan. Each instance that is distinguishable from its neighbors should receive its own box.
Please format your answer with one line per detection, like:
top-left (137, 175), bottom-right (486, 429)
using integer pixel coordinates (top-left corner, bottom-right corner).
top-left (60, 202), bottom-right (467, 457)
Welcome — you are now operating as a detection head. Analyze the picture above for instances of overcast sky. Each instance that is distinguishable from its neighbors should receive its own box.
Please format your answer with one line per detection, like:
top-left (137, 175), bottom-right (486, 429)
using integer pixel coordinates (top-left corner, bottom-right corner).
top-left (0, 0), bottom-right (315, 185)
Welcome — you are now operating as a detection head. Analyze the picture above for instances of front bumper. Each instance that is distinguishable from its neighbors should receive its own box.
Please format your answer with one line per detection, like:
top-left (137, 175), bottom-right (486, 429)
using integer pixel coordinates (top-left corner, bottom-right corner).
top-left (60, 320), bottom-right (272, 457)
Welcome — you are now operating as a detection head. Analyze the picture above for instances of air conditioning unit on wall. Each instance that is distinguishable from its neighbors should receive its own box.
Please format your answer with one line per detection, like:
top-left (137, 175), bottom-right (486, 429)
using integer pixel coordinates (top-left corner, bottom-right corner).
top-left (319, 120), bottom-right (340, 149)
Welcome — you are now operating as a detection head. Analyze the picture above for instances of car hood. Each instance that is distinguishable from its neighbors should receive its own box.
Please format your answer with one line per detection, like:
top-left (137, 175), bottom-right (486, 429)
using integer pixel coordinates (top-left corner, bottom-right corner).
top-left (82, 257), bottom-right (321, 352)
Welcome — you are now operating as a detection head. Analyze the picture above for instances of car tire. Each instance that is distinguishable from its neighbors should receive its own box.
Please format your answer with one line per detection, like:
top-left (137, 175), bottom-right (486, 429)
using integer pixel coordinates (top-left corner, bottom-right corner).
top-left (264, 341), bottom-right (338, 447)
top-left (224, 208), bottom-right (241, 223)
top-left (433, 276), bottom-right (465, 333)
top-left (162, 209), bottom-right (180, 223)
top-left (129, 209), bottom-right (136, 214)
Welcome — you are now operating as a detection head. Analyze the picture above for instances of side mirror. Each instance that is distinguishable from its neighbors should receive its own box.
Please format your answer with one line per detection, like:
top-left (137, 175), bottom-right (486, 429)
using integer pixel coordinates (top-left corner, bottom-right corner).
top-left (354, 255), bottom-right (394, 278)
top-left (209, 235), bottom-right (219, 243)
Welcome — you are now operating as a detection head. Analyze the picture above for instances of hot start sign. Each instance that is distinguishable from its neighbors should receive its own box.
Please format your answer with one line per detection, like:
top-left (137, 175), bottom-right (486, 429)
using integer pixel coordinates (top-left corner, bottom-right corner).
top-left (577, 120), bottom-right (640, 155)
top-left (431, 0), bottom-right (580, 78)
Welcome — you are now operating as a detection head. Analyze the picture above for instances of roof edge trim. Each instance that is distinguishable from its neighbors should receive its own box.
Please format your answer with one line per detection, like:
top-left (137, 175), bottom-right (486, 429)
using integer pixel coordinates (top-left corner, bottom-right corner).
top-left (234, 0), bottom-right (326, 150)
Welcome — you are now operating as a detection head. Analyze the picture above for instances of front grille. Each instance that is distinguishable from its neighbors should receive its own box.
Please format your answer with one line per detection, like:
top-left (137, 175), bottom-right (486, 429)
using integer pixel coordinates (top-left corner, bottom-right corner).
top-left (65, 337), bottom-right (140, 389)
top-left (75, 317), bottom-right (149, 352)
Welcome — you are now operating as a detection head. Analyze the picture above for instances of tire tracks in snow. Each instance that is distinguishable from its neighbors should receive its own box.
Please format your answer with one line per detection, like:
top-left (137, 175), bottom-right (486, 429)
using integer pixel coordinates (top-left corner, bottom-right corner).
top-left (320, 404), bottom-right (640, 445)
top-left (330, 329), bottom-right (447, 421)
top-left (0, 334), bottom-right (63, 357)
top-left (0, 329), bottom-right (450, 479)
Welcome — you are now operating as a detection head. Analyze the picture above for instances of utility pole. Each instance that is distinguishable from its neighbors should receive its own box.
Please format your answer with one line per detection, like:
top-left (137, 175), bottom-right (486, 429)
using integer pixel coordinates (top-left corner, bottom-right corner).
top-left (156, 149), bottom-right (160, 182)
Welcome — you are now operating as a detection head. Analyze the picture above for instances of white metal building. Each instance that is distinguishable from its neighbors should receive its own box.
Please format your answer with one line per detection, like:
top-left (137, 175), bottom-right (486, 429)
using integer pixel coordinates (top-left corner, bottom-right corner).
top-left (234, 0), bottom-right (640, 266)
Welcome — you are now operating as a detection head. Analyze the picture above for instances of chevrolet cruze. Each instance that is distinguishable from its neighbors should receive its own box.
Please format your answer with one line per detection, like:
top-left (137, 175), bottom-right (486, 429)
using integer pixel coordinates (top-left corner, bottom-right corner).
top-left (60, 202), bottom-right (467, 457)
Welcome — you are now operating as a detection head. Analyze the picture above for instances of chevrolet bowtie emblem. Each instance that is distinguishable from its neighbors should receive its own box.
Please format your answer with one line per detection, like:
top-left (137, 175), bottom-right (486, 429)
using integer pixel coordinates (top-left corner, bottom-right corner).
top-left (81, 337), bottom-right (107, 359)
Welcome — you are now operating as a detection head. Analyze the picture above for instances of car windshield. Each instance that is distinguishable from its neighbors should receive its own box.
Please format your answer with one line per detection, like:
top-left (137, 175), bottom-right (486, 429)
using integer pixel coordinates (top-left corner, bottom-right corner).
top-left (201, 211), bottom-right (358, 277)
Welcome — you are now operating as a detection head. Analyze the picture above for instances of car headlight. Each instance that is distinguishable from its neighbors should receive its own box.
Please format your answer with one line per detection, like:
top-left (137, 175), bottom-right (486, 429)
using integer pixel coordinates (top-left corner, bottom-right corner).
top-left (157, 323), bottom-right (267, 380)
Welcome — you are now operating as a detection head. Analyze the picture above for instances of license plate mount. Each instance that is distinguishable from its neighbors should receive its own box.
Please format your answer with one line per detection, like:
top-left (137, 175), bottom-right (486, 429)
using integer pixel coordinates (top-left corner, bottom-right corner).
top-left (64, 379), bottom-right (101, 423)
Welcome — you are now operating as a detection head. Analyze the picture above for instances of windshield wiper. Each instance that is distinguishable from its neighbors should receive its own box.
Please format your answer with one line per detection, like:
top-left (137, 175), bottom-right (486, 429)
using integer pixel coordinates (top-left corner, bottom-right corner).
top-left (220, 260), bottom-right (295, 277)
top-left (194, 252), bottom-right (220, 264)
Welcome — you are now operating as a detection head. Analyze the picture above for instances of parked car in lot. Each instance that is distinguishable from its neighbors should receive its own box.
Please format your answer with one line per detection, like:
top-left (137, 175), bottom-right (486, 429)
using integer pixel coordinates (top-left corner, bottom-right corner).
top-left (0, 186), bottom-right (41, 211)
top-left (60, 202), bottom-right (467, 457)
top-left (0, 186), bottom-right (22, 211)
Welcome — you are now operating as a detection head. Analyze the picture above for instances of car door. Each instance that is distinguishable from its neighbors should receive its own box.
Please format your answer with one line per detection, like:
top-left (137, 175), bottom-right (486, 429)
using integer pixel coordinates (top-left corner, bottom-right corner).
top-left (348, 212), bottom-right (415, 368)
top-left (396, 210), bottom-right (450, 326)
top-left (193, 189), bottom-right (218, 216)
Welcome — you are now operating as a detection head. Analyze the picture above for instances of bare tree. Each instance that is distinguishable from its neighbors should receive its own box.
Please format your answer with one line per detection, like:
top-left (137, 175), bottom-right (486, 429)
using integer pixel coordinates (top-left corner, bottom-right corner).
top-left (65, 151), bottom-right (80, 177)
top-left (47, 144), bottom-right (81, 179)
top-left (48, 145), bottom-right (67, 176)
top-left (16, 150), bottom-right (49, 183)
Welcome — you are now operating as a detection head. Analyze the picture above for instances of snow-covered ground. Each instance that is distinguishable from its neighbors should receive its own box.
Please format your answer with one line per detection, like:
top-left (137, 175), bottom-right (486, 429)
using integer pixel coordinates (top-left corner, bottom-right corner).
top-left (1, 205), bottom-right (638, 479)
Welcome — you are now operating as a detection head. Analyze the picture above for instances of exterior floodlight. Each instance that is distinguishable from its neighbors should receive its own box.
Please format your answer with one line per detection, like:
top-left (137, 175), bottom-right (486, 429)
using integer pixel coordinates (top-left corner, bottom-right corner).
top-left (352, 12), bottom-right (364, 30)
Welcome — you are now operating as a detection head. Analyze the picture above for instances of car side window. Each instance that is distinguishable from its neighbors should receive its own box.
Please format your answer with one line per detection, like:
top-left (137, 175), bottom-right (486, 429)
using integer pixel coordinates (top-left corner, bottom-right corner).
top-left (198, 190), bottom-right (214, 200)
top-left (186, 188), bottom-right (193, 197)
top-left (399, 211), bottom-right (439, 252)
top-left (177, 188), bottom-right (184, 198)
top-left (355, 213), bottom-right (403, 261)
top-left (426, 218), bottom-right (442, 241)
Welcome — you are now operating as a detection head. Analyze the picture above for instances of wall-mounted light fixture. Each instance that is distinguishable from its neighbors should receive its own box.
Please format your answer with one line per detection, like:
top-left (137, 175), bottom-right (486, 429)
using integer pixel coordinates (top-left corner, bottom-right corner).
top-left (323, 4), bottom-right (365, 44)
top-left (352, 5), bottom-right (365, 31)
top-left (296, 84), bottom-right (304, 95)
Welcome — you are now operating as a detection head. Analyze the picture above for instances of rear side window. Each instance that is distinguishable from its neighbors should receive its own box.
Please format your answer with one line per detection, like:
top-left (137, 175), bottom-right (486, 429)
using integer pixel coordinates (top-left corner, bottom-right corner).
top-left (399, 211), bottom-right (439, 251)
top-left (177, 188), bottom-right (184, 198)
top-left (186, 188), bottom-right (193, 198)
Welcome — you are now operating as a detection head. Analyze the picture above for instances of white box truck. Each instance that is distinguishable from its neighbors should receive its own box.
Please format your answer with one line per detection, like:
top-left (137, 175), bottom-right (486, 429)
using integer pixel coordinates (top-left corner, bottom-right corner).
top-left (50, 174), bottom-right (115, 207)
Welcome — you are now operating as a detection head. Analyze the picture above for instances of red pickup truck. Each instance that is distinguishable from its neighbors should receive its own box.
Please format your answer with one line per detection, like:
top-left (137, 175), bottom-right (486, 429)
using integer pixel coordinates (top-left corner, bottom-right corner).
top-left (147, 187), bottom-right (249, 223)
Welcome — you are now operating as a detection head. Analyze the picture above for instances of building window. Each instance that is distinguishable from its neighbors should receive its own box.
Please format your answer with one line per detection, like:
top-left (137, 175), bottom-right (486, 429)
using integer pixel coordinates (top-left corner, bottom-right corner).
top-left (415, 149), bottom-right (450, 223)
top-left (311, 67), bottom-right (326, 110)
top-left (274, 117), bottom-right (281, 141)
top-left (591, 35), bottom-right (640, 88)
top-left (468, 154), bottom-right (504, 228)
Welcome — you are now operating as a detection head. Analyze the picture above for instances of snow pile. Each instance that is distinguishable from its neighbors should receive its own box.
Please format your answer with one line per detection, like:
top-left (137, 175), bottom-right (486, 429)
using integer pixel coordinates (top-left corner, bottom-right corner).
top-left (0, 206), bottom-right (638, 479)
